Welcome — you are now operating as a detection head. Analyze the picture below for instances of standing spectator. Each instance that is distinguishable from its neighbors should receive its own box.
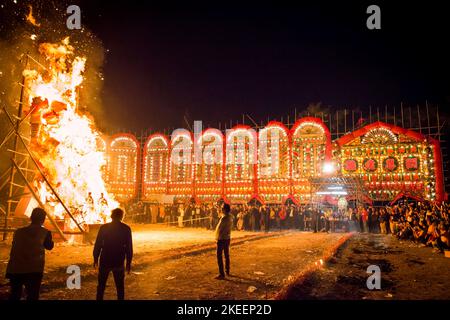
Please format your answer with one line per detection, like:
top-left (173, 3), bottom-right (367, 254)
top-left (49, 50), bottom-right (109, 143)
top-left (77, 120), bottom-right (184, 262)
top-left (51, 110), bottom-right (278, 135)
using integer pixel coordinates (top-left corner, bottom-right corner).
top-left (236, 207), bottom-right (244, 231)
top-left (249, 205), bottom-right (256, 231)
top-left (178, 204), bottom-right (185, 227)
top-left (151, 204), bottom-right (158, 224)
top-left (6, 208), bottom-right (54, 300)
top-left (195, 205), bottom-right (201, 228)
top-left (367, 207), bottom-right (373, 232)
top-left (184, 204), bottom-right (191, 227)
top-left (361, 207), bottom-right (369, 233)
top-left (189, 204), bottom-right (196, 227)
top-left (94, 208), bottom-right (133, 300)
top-left (215, 203), bottom-right (233, 280)
top-left (159, 204), bottom-right (165, 224)
top-left (379, 208), bottom-right (388, 234)
top-left (230, 205), bottom-right (238, 230)
top-left (254, 205), bottom-right (261, 231)
top-left (371, 208), bottom-right (380, 233)
top-left (212, 204), bottom-right (219, 229)
top-left (298, 206), bottom-right (305, 231)
top-left (311, 208), bottom-right (319, 233)
top-left (259, 205), bottom-right (267, 231)
top-left (166, 205), bottom-right (171, 225)
top-left (389, 207), bottom-right (397, 234)
top-left (276, 205), bottom-right (284, 230)
top-left (287, 205), bottom-right (295, 229)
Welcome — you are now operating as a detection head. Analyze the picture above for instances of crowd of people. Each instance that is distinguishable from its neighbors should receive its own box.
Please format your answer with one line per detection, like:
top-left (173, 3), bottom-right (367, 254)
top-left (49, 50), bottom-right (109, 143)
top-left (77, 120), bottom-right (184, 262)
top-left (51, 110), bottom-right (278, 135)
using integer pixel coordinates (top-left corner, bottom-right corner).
top-left (386, 202), bottom-right (450, 252)
top-left (126, 201), bottom-right (362, 232)
top-left (126, 200), bottom-right (450, 254)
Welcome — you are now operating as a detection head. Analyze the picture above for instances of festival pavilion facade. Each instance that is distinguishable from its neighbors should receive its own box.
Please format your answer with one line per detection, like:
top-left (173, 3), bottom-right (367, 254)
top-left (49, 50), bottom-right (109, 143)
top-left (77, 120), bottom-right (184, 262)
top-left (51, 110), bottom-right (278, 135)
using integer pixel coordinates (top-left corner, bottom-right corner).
top-left (102, 118), bottom-right (445, 205)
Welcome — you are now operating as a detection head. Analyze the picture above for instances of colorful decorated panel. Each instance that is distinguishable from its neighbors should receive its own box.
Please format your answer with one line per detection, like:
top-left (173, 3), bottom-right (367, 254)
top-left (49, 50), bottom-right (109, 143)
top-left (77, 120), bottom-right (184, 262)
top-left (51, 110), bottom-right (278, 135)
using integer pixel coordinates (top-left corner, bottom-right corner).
top-left (337, 123), bottom-right (441, 201)
top-left (195, 129), bottom-right (224, 202)
top-left (224, 126), bottom-right (257, 203)
top-left (291, 118), bottom-right (331, 202)
top-left (258, 122), bottom-right (290, 203)
top-left (106, 134), bottom-right (139, 202)
top-left (142, 134), bottom-right (169, 199)
top-left (168, 129), bottom-right (193, 197)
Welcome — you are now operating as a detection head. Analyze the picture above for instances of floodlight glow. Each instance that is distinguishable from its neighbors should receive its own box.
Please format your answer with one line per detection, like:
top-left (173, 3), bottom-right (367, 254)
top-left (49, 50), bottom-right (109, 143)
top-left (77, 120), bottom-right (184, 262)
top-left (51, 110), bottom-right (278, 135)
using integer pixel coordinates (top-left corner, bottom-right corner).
top-left (327, 186), bottom-right (343, 190)
top-left (322, 162), bottom-right (335, 174)
top-left (316, 191), bottom-right (348, 196)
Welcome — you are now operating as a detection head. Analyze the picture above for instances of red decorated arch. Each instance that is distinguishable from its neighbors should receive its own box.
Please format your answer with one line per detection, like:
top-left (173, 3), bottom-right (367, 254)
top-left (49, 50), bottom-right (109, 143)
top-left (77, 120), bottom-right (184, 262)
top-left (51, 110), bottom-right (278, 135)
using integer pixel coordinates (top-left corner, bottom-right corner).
top-left (258, 121), bottom-right (290, 203)
top-left (195, 128), bottom-right (225, 202)
top-left (168, 129), bottom-right (194, 199)
top-left (107, 133), bottom-right (140, 202)
top-left (142, 133), bottom-right (169, 200)
top-left (290, 117), bottom-right (332, 203)
top-left (224, 125), bottom-right (258, 203)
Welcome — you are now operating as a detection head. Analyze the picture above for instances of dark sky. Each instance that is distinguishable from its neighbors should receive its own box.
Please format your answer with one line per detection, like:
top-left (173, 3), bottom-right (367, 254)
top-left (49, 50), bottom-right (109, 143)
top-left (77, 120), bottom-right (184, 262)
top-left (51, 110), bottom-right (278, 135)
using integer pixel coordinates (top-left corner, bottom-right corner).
top-left (6, 1), bottom-right (450, 132)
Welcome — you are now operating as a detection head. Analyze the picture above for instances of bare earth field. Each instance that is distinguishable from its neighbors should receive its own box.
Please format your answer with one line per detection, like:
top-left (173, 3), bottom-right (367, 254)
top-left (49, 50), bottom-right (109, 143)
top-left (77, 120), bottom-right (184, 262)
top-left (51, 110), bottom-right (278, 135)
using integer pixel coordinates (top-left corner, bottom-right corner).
top-left (3, 226), bottom-right (448, 300)
top-left (284, 233), bottom-right (450, 300)
top-left (0, 225), bottom-right (345, 300)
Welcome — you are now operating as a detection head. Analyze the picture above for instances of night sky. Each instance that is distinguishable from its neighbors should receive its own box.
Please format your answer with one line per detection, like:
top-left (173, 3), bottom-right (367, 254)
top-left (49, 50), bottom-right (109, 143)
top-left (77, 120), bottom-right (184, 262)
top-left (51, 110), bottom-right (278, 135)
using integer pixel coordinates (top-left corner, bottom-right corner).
top-left (3, 1), bottom-right (450, 132)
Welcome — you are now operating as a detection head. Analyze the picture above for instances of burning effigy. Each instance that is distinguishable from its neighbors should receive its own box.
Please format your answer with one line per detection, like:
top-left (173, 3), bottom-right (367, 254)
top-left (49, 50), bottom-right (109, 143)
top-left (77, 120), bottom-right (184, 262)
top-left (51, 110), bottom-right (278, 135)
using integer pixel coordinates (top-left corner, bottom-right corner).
top-left (23, 37), bottom-right (118, 229)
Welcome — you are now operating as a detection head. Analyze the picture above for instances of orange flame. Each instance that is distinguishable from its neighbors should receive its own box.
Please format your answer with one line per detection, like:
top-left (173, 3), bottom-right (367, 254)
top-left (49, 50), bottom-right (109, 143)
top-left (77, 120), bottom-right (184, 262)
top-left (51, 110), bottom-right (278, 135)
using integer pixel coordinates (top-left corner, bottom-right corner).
top-left (24, 38), bottom-right (118, 228)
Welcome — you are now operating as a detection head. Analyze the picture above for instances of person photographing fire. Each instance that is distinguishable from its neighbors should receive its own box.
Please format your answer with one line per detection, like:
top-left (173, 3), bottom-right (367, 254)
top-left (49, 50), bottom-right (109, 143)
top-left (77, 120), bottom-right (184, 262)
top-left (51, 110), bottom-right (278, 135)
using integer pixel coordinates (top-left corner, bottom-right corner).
top-left (93, 208), bottom-right (133, 300)
top-left (214, 203), bottom-right (233, 280)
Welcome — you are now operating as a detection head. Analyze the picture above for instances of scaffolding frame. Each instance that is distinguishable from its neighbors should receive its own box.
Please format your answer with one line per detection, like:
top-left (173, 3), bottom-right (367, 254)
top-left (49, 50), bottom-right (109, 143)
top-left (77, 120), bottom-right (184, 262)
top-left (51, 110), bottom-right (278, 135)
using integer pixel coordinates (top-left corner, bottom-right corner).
top-left (0, 53), bottom-right (87, 241)
top-left (308, 176), bottom-right (367, 210)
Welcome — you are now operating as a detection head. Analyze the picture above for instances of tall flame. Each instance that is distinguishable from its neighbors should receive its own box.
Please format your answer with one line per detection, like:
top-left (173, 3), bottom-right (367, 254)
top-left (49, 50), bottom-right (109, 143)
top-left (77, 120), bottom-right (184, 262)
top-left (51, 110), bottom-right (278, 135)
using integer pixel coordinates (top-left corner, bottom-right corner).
top-left (24, 38), bottom-right (118, 227)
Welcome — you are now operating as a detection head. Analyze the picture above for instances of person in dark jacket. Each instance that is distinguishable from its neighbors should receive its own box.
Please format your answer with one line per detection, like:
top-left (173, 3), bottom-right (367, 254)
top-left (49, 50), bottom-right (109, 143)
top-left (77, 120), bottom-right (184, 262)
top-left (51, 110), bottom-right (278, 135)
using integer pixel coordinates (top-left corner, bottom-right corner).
top-left (94, 208), bottom-right (133, 300)
top-left (6, 207), bottom-right (54, 300)
top-left (214, 203), bottom-right (233, 279)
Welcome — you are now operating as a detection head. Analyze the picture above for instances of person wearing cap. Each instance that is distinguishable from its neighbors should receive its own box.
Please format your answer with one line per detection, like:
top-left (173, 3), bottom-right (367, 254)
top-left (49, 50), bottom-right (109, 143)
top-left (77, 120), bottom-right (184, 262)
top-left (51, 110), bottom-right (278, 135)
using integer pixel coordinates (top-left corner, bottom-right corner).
top-left (6, 207), bottom-right (54, 300)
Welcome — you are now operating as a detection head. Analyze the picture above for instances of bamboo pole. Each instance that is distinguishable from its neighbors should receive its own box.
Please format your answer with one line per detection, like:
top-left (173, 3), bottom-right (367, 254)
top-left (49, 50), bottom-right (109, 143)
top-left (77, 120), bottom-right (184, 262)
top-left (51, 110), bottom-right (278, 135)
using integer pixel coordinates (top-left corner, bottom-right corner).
top-left (4, 108), bottom-right (86, 234)
top-left (11, 159), bottom-right (67, 241)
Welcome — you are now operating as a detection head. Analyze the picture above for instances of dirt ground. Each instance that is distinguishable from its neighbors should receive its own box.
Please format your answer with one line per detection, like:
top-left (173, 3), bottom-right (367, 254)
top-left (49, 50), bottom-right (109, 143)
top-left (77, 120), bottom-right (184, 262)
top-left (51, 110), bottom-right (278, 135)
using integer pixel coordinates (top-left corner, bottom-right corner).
top-left (284, 233), bottom-right (450, 300)
top-left (0, 224), bottom-right (261, 298)
top-left (0, 226), bottom-right (345, 300)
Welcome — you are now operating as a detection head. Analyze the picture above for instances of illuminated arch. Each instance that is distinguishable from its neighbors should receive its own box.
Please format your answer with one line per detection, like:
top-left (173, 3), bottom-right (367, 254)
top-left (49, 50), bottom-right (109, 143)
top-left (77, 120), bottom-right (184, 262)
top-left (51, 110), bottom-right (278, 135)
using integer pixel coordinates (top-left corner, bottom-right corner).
top-left (258, 121), bottom-right (290, 203)
top-left (107, 133), bottom-right (140, 202)
top-left (142, 133), bottom-right (169, 199)
top-left (290, 117), bottom-right (331, 203)
top-left (224, 125), bottom-right (257, 203)
top-left (195, 128), bottom-right (224, 202)
top-left (168, 129), bottom-right (194, 197)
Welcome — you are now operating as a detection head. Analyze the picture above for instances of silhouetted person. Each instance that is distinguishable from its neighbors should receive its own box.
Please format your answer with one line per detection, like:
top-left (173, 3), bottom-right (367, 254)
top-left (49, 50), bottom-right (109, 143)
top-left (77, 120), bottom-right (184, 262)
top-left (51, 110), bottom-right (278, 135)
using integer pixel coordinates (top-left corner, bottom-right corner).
top-left (215, 203), bottom-right (233, 280)
top-left (6, 207), bottom-right (54, 300)
top-left (94, 208), bottom-right (133, 300)
top-left (311, 209), bottom-right (319, 233)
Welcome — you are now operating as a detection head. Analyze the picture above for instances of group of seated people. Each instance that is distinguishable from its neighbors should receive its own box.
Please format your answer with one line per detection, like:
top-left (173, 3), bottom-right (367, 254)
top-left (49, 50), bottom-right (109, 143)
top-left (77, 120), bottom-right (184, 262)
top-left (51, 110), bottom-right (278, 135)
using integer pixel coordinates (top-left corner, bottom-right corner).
top-left (390, 202), bottom-right (450, 253)
top-left (331, 202), bottom-right (450, 253)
